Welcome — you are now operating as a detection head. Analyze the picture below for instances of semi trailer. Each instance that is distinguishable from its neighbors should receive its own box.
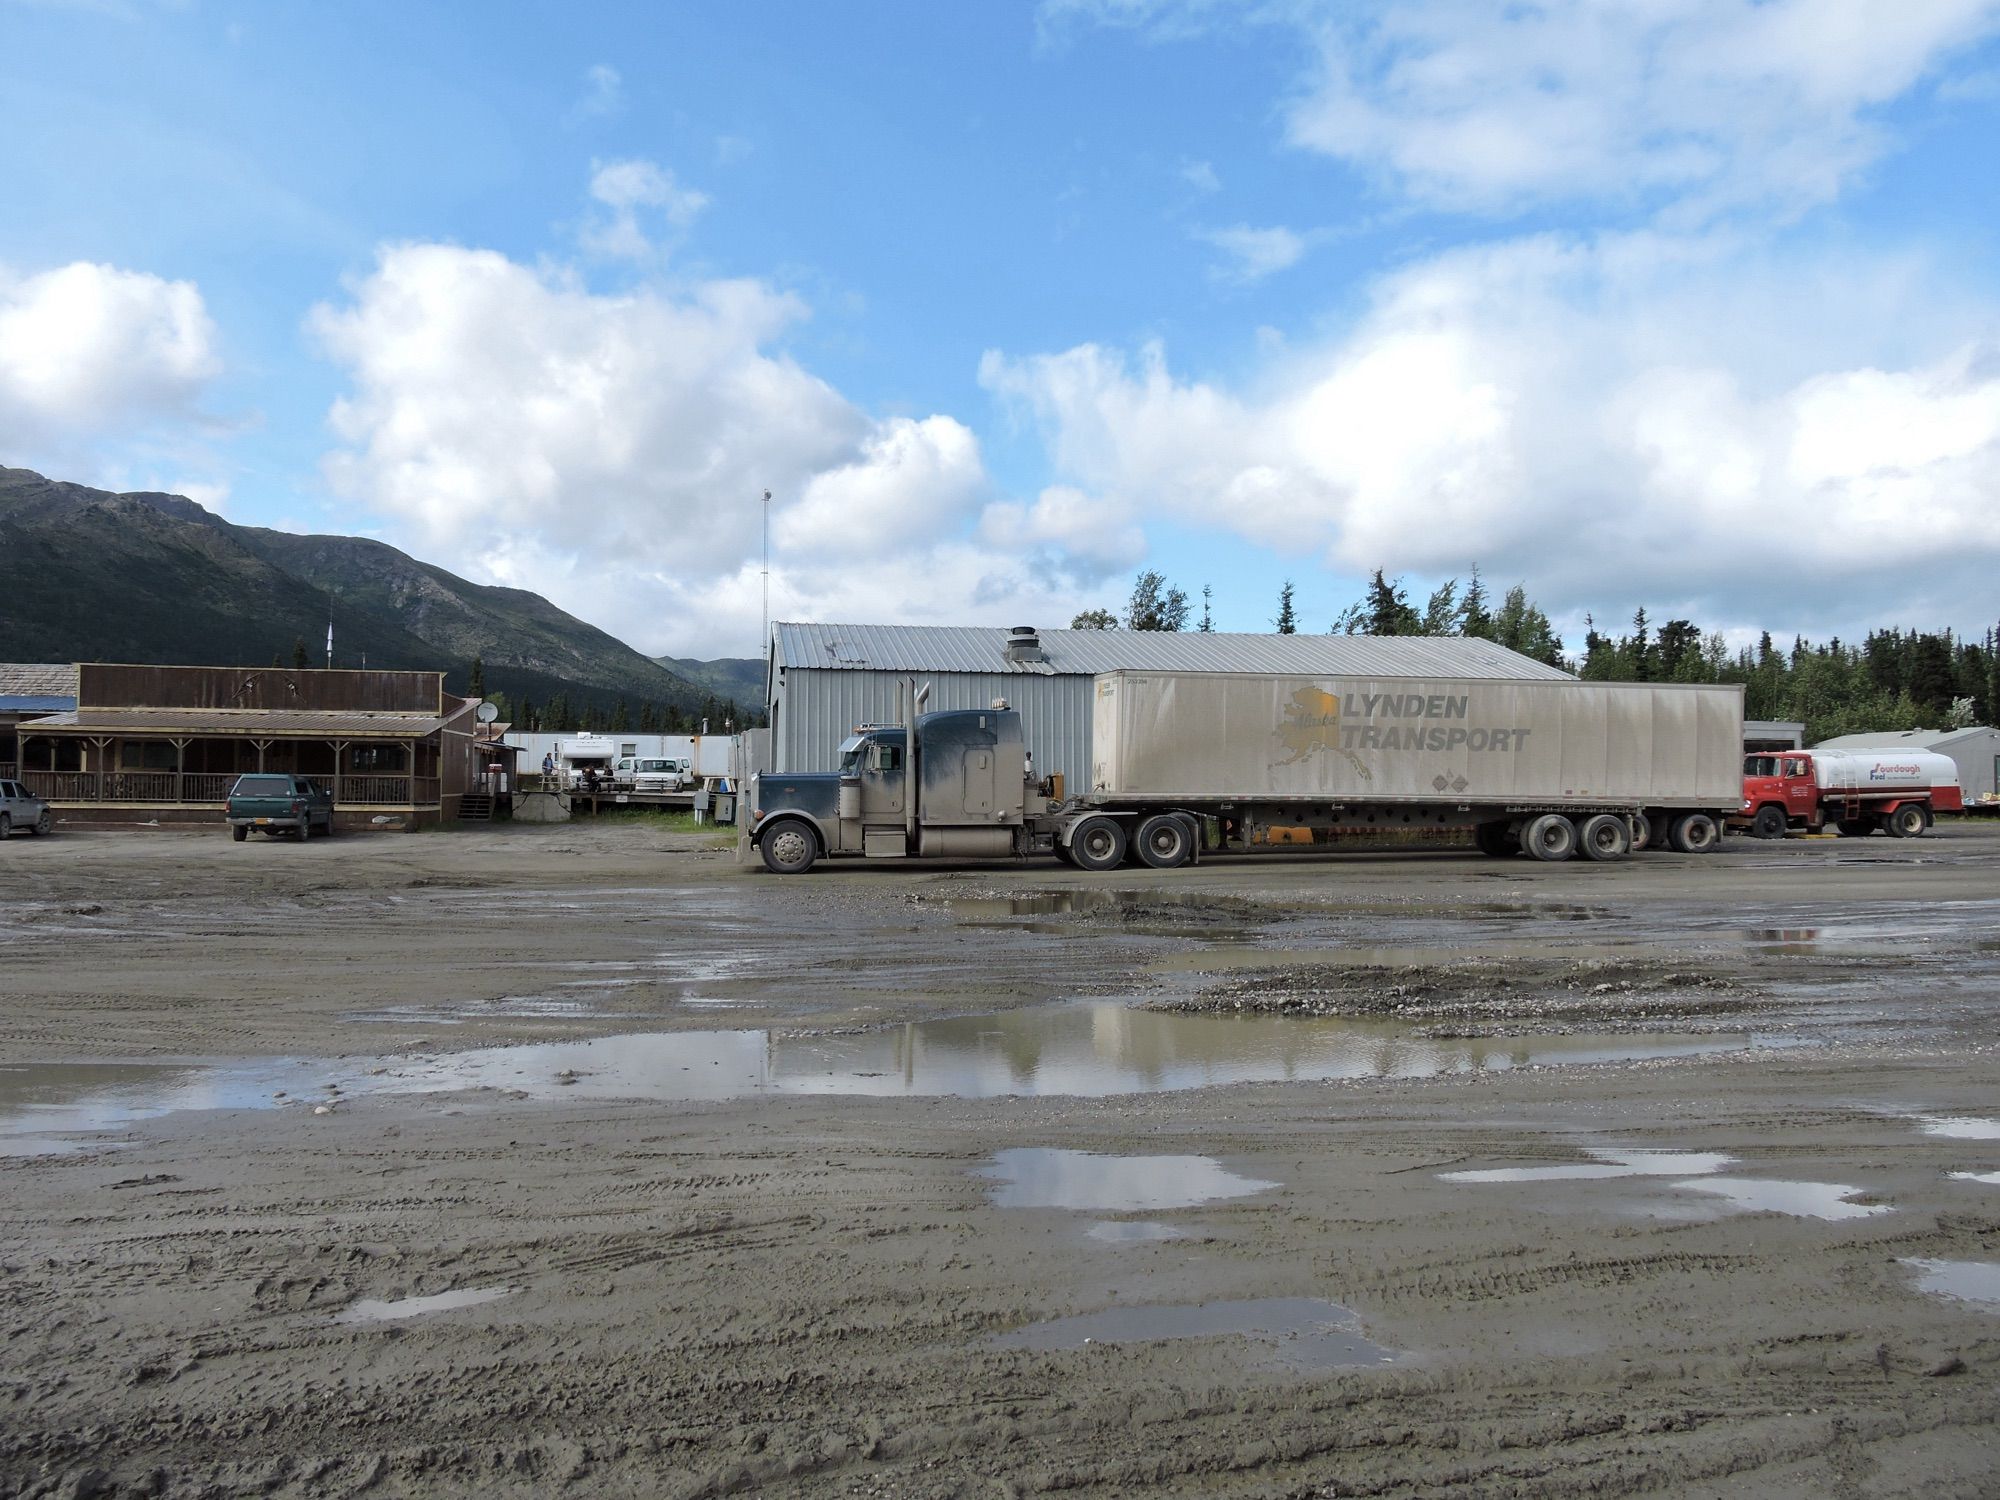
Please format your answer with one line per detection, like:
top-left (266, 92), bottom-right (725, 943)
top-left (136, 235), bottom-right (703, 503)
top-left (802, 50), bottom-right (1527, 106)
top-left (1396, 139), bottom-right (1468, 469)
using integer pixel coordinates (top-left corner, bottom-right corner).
top-left (1730, 749), bottom-right (1963, 838)
top-left (747, 670), bottom-right (1744, 873)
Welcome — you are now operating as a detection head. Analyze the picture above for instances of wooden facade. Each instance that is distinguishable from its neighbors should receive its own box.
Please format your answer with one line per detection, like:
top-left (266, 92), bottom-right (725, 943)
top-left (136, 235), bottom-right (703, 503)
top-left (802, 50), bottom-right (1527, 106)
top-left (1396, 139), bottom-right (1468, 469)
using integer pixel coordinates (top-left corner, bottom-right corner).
top-left (12, 664), bottom-right (487, 827)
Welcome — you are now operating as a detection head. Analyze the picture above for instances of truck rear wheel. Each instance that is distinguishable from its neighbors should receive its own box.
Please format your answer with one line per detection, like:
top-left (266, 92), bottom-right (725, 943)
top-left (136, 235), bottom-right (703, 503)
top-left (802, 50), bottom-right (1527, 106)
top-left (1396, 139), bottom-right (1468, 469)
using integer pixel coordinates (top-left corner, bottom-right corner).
top-left (1069, 816), bottom-right (1127, 872)
top-left (759, 818), bottom-right (819, 874)
top-left (1751, 805), bottom-right (1787, 840)
top-left (1134, 814), bottom-right (1193, 869)
top-left (232, 825), bottom-right (248, 842)
top-left (1886, 804), bottom-right (1927, 838)
top-left (1667, 812), bottom-right (1719, 853)
top-left (1578, 813), bottom-right (1631, 861)
top-left (297, 818), bottom-right (311, 842)
top-left (1521, 814), bottom-right (1576, 862)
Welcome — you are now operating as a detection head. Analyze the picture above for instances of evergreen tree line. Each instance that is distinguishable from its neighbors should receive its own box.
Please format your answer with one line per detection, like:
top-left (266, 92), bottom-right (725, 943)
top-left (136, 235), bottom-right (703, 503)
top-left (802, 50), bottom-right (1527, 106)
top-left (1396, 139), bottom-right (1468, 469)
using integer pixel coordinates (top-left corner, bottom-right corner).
top-left (1072, 568), bottom-right (1998, 745)
top-left (485, 690), bottom-right (755, 736)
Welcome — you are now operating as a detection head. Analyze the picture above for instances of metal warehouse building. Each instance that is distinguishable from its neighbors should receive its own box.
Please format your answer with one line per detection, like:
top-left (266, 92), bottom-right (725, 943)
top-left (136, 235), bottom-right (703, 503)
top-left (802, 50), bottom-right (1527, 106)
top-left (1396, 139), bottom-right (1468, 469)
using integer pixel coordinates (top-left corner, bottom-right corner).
top-left (767, 622), bottom-right (1574, 784)
top-left (1815, 724), bottom-right (2000, 801)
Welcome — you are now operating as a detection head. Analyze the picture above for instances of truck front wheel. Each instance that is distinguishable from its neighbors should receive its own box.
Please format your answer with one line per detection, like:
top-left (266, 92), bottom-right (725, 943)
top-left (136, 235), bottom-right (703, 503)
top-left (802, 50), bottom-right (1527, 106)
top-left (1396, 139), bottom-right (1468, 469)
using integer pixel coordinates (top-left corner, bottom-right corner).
top-left (759, 819), bottom-right (819, 874)
top-left (1133, 814), bottom-right (1193, 869)
top-left (1751, 805), bottom-right (1787, 840)
top-left (1886, 804), bottom-right (1927, 839)
top-left (1068, 817), bottom-right (1127, 872)
top-left (1521, 814), bottom-right (1576, 861)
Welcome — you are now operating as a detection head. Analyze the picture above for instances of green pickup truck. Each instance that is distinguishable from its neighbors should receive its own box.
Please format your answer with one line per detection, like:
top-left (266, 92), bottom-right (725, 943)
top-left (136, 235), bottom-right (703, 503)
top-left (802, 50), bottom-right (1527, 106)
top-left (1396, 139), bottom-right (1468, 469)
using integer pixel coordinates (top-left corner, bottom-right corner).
top-left (225, 773), bottom-right (336, 841)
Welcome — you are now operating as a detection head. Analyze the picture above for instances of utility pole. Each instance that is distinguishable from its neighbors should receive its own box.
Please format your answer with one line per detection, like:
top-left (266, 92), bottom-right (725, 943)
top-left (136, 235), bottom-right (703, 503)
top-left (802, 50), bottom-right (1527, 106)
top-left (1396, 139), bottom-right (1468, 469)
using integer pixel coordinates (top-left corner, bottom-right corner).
top-left (761, 489), bottom-right (772, 654)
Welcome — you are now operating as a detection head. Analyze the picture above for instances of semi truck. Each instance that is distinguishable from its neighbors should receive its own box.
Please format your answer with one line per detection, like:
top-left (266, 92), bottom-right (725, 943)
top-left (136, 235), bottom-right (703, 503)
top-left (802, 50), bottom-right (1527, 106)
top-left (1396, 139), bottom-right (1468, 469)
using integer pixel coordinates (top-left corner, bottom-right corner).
top-left (747, 670), bottom-right (1744, 873)
top-left (1730, 749), bottom-right (1963, 839)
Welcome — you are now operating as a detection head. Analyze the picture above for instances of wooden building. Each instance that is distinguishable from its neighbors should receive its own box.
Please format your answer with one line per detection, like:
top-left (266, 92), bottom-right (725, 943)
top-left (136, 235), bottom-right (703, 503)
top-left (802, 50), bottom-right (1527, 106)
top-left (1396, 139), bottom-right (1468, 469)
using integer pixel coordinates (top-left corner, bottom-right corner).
top-left (11, 663), bottom-right (490, 827)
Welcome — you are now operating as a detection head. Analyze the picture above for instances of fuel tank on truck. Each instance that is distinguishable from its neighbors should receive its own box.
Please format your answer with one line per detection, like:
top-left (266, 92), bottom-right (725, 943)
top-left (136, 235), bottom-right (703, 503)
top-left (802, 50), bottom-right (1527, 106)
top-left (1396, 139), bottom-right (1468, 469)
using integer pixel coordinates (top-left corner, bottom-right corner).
top-left (1089, 670), bottom-right (1743, 808)
top-left (1810, 750), bottom-right (1961, 793)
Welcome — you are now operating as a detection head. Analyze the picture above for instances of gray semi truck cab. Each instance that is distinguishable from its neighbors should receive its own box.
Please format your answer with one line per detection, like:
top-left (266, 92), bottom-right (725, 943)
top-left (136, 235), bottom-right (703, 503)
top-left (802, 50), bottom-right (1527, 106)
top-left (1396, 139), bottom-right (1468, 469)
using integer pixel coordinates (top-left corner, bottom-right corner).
top-left (750, 704), bottom-right (1063, 873)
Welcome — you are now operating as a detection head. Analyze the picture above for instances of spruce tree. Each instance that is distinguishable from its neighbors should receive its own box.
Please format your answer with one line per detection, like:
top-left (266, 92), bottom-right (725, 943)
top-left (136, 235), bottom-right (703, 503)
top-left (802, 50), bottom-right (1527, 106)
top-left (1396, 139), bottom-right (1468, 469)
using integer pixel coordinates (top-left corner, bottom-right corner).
top-left (1274, 580), bottom-right (1297, 635)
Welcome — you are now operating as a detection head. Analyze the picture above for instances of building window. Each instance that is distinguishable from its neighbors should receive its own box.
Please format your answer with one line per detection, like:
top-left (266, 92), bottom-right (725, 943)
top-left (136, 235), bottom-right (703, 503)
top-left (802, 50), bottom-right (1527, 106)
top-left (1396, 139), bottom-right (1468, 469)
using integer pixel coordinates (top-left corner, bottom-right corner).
top-left (119, 741), bottom-right (178, 770)
top-left (350, 743), bottom-right (409, 772)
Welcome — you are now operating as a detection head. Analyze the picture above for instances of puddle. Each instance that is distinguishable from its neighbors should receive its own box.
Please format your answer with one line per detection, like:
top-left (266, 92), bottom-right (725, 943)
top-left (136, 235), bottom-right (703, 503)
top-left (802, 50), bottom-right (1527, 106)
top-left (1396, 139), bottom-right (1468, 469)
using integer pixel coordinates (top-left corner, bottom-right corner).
top-left (1085, 1221), bottom-right (1189, 1244)
top-left (1947, 1170), bottom-right (2000, 1185)
top-left (991, 1296), bottom-right (1395, 1369)
top-left (1901, 1259), bottom-right (2000, 1308)
top-left (1914, 1116), bottom-right (2000, 1140)
top-left (976, 1148), bottom-right (1276, 1211)
top-left (0, 1004), bottom-right (1790, 1154)
top-left (1441, 1149), bottom-right (1734, 1183)
top-left (1667, 1177), bottom-right (1891, 1221)
top-left (334, 1286), bottom-right (514, 1324)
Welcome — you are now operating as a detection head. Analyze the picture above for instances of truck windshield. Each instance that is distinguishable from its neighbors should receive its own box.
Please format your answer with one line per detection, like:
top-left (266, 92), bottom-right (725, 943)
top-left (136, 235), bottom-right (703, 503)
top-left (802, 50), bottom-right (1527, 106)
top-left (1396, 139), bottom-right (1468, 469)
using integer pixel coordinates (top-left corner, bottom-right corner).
top-left (231, 775), bottom-right (294, 794)
top-left (1745, 756), bottom-right (1778, 777)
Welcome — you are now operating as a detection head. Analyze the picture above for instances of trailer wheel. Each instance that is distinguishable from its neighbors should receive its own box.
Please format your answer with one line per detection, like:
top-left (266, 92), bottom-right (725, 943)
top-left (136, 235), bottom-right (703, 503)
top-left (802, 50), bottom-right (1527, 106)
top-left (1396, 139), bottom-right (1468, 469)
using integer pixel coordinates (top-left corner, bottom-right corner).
top-left (759, 818), bottom-right (819, 874)
top-left (1134, 814), bottom-right (1193, 870)
top-left (1521, 814), bottom-right (1576, 862)
top-left (1836, 818), bottom-right (1875, 837)
top-left (1667, 812), bottom-right (1720, 854)
top-left (1069, 816), bottom-right (1128, 872)
top-left (1750, 805), bottom-right (1787, 840)
top-left (1473, 820), bottom-right (1517, 857)
top-left (1578, 813), bottom-right (1632, 861)
top-left (1629, 811), bottom-right (1653, 851)
top-left (1886, 804), bottom-right (1927, 839)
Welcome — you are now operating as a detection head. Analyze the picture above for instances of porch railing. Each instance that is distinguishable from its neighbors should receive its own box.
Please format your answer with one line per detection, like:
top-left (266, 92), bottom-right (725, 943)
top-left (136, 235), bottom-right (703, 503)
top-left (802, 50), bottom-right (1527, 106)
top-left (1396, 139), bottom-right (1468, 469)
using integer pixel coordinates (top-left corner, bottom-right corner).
top-left (22, 771), bottom-right (443, 807)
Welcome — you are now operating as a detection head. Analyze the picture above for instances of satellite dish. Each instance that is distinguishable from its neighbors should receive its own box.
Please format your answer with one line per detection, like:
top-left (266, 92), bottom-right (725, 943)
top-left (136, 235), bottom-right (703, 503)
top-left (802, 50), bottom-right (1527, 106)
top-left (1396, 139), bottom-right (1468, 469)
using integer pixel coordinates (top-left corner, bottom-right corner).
top-left (476, 701), bottom-right (500, 723)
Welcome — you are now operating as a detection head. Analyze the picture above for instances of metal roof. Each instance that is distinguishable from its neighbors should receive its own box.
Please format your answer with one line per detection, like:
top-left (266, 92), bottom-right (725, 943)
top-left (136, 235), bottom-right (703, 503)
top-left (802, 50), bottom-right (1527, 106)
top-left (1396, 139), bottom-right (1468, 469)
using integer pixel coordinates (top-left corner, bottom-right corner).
top-left (773, 622), bottom-right (1574, 681)
top-left (0, 663), bottom-right (78, 698)
top-left (23, 708), bottom-right (450, 738)
top-left (1816, 726), bottom-right (1997, 750)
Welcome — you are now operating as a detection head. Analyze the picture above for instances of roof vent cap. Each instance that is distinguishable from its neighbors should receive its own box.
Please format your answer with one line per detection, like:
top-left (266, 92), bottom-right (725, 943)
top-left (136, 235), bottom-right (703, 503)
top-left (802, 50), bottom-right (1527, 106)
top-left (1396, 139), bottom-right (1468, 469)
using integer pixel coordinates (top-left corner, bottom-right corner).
top-left (1004, 626), bottom-right (1044, 663)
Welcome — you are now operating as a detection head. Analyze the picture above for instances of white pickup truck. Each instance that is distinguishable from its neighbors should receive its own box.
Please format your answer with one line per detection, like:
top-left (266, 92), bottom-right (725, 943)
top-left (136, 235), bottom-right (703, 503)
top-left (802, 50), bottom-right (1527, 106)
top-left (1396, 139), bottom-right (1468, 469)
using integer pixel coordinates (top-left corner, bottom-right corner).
top-left (614, 756), bottom-right (693, 793)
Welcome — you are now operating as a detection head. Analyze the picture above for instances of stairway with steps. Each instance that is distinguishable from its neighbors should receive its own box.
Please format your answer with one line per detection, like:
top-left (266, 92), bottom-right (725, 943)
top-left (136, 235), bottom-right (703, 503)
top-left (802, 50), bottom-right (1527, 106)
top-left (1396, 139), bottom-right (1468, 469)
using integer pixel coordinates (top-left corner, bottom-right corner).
top-left (458, 793), bottom-right (496, 822)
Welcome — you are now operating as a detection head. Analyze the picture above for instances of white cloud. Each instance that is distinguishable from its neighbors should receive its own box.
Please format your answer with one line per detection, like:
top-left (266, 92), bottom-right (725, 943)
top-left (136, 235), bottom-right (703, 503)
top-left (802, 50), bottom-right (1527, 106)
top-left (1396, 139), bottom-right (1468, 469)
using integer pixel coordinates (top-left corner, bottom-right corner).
top-left (1058, 0), bottom-right (2000, 218)
top-left (577, 63), bottom-right (624, 118)
top-left (1179, 158), bottom-right (1220, 192)
top-left (582, 158), bottom-right (709, 259)
top-left (0, 261), bottom-right (219, 450)
top-left (1195, 223), bottom-right (1308, 281)
top-left (982, 230), bottom-right (2000, 634)
top-left (979, 483), bottom-right (1147, 572)
top-left (311, 237), bottom-right (1125, 657)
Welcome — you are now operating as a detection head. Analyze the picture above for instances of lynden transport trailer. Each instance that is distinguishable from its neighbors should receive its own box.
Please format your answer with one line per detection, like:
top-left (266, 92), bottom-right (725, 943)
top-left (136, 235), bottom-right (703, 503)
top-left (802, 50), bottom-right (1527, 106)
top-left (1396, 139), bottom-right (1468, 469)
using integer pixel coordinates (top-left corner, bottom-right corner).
top-left (746, 670), bottom-right (1744, 873)
top-left (1730, 749), bottom-right (1964, 839)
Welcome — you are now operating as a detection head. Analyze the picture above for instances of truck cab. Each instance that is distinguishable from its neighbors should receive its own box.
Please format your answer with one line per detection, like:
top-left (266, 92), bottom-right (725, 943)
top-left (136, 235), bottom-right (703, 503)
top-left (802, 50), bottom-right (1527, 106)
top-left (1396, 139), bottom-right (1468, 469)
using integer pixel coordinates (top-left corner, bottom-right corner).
top-left (750, 706), bottom-right (1047, 872)
top-left (1736, 753), bottom-right (1820, 838)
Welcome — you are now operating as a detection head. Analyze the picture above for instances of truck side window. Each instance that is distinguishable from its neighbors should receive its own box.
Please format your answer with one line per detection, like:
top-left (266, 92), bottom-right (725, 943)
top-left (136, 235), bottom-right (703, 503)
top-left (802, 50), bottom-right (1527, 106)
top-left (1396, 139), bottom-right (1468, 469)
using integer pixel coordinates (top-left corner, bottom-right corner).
top-left (870, 744), bottom-right (903, 773)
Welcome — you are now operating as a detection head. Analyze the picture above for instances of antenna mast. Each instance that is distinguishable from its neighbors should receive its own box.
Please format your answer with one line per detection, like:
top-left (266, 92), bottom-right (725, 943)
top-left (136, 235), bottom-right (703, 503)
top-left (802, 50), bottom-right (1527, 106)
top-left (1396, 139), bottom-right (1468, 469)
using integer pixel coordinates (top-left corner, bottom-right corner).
top-left (761, 489), bottom-right (772, 653)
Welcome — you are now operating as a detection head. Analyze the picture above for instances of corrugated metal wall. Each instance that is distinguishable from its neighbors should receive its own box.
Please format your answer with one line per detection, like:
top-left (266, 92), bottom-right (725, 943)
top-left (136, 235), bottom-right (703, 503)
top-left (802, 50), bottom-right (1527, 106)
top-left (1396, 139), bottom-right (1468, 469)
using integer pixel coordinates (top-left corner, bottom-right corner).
top-left (773, 669), bottom-right (1096, 786)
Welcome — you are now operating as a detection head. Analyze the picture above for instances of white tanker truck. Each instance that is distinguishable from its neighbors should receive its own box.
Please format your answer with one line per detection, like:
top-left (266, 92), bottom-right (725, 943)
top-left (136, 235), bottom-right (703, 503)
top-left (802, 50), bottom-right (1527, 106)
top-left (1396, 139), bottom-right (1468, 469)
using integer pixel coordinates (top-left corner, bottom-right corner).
top-left (1731, 748), bottom-right (1963, 838)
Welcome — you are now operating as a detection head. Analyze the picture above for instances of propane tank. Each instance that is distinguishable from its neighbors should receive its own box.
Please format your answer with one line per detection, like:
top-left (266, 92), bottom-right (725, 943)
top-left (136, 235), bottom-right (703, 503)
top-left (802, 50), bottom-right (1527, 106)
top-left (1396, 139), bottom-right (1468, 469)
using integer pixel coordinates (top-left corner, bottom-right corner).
top-left (1810, 749), bottom-right (1960, 792)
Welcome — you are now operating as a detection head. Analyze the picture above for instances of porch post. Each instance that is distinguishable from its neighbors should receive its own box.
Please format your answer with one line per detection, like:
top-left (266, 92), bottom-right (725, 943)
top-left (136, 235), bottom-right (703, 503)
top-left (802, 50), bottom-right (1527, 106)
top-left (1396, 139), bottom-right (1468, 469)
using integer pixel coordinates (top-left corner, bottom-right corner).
top-left (89, 736), bottom-right (111, 801)
top-left (253, 738), bottom-right (271, 772)
top-left (172, 737), bottom-right (190, 805)
top-left (329, 740), bottom-right (348, 806)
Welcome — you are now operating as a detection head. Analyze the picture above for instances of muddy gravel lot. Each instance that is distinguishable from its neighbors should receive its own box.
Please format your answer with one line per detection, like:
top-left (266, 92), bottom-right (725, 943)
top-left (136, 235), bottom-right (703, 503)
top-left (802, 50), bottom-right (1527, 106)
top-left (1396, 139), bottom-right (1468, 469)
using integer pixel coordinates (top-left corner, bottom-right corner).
top-left (2, 820), bottom-right (1998, 1498)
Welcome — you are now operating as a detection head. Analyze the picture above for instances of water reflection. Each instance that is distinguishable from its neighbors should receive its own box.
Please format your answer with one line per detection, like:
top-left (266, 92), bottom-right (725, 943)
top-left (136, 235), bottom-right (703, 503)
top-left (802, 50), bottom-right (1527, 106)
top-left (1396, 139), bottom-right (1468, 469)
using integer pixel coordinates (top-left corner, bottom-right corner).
top-left (975, 1148), bottom-right (1276, 1210)
top-left (991, 1296), bottom-right (1396, 1369)
top-left (1901, 1259), bottom-right (2000, 1307)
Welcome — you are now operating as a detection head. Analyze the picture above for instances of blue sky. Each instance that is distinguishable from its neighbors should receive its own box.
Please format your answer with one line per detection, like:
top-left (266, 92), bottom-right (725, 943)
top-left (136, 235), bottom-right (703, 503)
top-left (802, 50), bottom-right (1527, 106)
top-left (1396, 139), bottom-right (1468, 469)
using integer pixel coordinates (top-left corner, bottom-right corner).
top-left (3, 0), bottom-right (1999, 659)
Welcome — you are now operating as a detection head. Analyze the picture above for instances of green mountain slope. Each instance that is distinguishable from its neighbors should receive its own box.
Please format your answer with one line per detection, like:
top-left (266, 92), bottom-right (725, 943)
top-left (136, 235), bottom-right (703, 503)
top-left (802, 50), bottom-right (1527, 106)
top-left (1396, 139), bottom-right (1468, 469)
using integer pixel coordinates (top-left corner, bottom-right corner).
top-left (0, 467), bottom-right (735, 718)
top-left (655, 655), bottom-right (765, 708)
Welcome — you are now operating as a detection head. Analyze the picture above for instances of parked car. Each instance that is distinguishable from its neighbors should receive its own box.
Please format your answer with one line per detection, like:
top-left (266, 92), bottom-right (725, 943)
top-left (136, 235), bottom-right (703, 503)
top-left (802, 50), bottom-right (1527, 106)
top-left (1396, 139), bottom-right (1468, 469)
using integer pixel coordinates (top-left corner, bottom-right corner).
top-left (0, 779), bottom-right (54, 838)
top-left (618, 755), bottom-right (692, 792)
top-left (225, 773), bottom-right (336, 841)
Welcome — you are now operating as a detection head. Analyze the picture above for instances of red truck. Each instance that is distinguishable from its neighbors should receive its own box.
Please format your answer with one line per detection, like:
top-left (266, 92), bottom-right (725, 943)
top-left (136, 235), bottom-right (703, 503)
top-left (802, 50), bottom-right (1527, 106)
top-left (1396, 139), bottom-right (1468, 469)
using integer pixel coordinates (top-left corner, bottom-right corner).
top-left (1732, 749), bottom-right (1963, 839)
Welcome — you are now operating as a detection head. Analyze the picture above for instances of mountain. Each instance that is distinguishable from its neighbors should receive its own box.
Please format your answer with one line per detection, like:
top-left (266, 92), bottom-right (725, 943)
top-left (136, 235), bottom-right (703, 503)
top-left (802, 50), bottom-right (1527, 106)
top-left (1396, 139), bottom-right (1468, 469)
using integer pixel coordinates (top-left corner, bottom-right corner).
top-left (0, 467), bottom-right (749, 720)
top-left (655, 654), bottom-right (765, 708)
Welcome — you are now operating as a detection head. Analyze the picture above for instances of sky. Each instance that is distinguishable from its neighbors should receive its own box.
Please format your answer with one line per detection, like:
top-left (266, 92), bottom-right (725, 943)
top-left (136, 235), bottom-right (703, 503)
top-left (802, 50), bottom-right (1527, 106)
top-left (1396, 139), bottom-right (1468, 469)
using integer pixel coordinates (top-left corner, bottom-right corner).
top-left (3, 0), bottom-right (1999, 662)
